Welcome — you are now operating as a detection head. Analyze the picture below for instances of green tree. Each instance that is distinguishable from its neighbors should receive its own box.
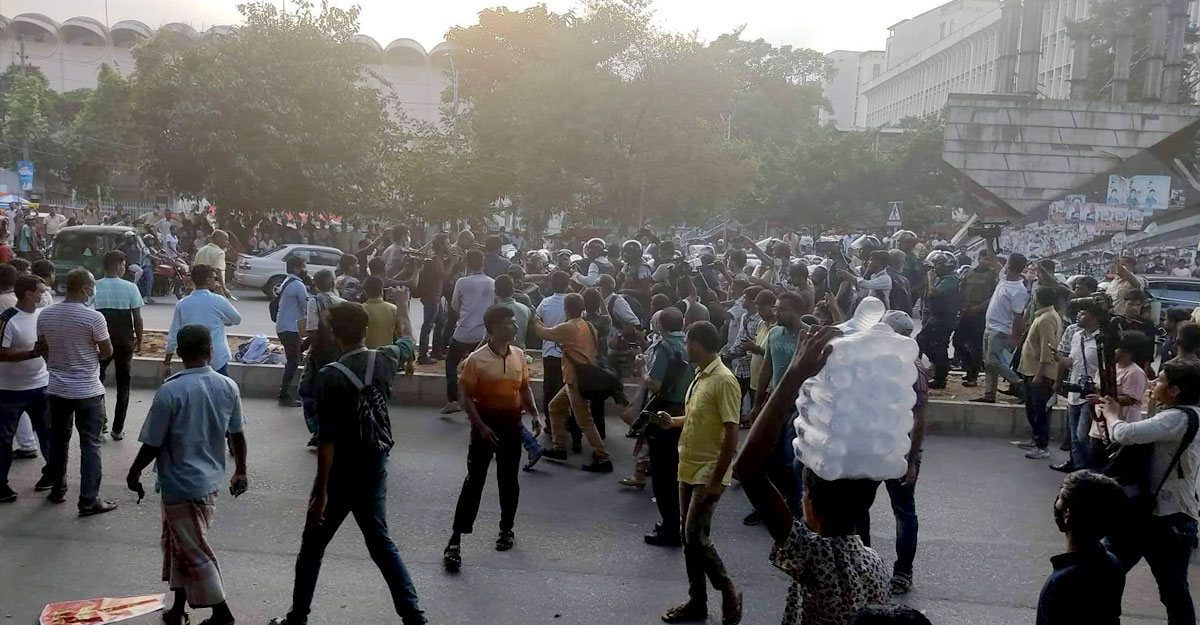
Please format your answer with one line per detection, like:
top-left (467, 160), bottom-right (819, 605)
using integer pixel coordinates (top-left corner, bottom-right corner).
top-left (129, 0), bottom-right (396, 218)
top-left (65, 65), bottom-right (136, 196)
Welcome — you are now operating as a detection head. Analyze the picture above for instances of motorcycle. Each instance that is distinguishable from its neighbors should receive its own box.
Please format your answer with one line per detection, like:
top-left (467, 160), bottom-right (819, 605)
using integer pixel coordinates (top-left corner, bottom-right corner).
top-left (141, 232), bottom-right (193, 299)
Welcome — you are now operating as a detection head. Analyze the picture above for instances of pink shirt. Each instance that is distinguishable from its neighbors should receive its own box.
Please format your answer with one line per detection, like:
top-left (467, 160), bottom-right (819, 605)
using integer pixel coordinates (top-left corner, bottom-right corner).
top-left (1090, 362), bottom-right (1148, 439)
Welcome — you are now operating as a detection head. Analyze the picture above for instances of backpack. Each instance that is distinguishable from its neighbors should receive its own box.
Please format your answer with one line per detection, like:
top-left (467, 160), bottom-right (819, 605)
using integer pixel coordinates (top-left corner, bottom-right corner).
top-left (269, 276), bottom-right (298, 323)
top-left (1103, 406), bottom-right (1199, 516)
top-left (606, 293), bottom-right (644, 331)
top-left (327, 350), bottom-right (395, 454)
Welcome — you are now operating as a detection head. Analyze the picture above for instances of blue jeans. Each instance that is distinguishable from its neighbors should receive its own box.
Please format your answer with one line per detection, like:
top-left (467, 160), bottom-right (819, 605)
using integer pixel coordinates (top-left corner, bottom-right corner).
top-left (1068, 403), bottom-right (1093, 469)
top-left (1107, 513), bottom-right (1198, 625)
top-left (885, 478), bottom-right (919, 576)
top-left (768, 410), bottom-right (803, 516)
top-left (47, 394), bottom-right (106, 508)
top-left (418, 299), bottom-right (443, 355)
top-left (983, 329), bottom-right (1022, 397)
top-left (138, 261), bottom-right (154, 296)
top-left (520, 425), bottom-right (542, 455)
top-left (287, 466), bottom-right (425, 624)
top-left (0, 387), bottom-right (51, 487)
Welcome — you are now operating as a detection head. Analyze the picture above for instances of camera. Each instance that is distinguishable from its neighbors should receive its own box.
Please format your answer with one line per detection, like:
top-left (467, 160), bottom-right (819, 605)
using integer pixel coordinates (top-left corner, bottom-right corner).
top-left (1060, 375), bottom-right (1096, 395)
top-left (967, 220), bottom-right (1010, 240)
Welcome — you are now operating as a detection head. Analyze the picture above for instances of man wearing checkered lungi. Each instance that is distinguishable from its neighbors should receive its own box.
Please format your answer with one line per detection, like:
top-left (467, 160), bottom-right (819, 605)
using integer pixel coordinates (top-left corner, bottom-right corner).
top-left (127, 325), bottom-right (249, 625)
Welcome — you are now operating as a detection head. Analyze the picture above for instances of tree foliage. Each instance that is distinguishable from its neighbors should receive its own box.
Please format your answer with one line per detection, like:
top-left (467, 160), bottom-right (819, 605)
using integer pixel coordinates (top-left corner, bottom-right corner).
top-left (129, 0), bottom-right (395, 217)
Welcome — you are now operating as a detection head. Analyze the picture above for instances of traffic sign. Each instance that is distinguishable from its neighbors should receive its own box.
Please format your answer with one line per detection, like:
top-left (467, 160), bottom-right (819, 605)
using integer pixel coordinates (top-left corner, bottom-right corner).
top-left (886, 201), bottom-right (903, 226)
top-left (16, 160), bottom-right (33, 192)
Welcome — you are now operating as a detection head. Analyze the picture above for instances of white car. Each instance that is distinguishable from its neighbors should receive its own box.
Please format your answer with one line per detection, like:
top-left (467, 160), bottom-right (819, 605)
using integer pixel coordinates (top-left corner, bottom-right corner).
top-left (234, 244), bottom-right (344, 296)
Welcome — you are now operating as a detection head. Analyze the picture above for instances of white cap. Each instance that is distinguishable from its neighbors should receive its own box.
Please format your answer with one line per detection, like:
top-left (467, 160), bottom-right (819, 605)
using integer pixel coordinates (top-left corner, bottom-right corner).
top-left (880, 310), bottom-right (914, 337)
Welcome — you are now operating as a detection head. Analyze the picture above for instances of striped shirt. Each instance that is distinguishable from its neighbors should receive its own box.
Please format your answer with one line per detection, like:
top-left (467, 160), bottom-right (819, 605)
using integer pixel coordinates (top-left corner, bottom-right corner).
top-left (36, 301), bottom-right (109, 399)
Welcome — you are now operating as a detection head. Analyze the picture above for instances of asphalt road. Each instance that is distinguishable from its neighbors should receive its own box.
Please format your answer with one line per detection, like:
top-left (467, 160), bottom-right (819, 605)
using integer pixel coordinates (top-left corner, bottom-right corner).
top-left (1, 390), bottom-right (1195, 624)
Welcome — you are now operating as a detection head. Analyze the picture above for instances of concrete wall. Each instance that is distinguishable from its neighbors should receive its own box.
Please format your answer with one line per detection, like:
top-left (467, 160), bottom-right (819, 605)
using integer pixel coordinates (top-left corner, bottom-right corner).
top-left (120, 356), bottom-right (1070, 441)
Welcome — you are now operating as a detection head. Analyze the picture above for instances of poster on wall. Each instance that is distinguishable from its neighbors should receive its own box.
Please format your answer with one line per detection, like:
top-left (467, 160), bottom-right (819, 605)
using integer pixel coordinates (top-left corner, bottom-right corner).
top-left (1048, 201), bottom-right (1069, 224)
top-left (1107, 176), bottom-right (1130, 205)
top-left (1066, 195), bottom-right (1087, 222)
top-left (1126, 207), bottom-right (1145, 231)
top-left (1096, 204), bottom-right (1129, 232)
top-left (1128, 175), bottom-right (1171, 210)
top-left (1171, 188), bottom-right (1187, 208)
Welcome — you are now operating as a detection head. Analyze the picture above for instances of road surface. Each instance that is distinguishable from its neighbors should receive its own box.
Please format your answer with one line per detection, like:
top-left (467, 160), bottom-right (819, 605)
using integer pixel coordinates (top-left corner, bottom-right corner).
top-left (1, 390), bottom-right (1194, 624)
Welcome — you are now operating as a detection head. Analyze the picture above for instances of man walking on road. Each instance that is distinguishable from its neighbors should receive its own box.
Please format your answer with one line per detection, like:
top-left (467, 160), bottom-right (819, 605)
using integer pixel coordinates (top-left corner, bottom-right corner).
top-left (0, 275), bottom-right (54, 500)
top-left (659, 321), bottom-right (742, 625)
top-left (127, 325), bottom-right (248, 625)
top-left (38, 268), bottom-right (117, 516)
top-left (93, 251), bottom-right (144, 440)
top-left (162, 265), bottom-right (242, 378)
top-left (536, 292), bottom-right (612, 472)
top-left (271, 302), bottom-right (427, 625)
top-left (443, 305), bottom-right (541, 570)
top-left (276, 255), bottom-right (310, 407)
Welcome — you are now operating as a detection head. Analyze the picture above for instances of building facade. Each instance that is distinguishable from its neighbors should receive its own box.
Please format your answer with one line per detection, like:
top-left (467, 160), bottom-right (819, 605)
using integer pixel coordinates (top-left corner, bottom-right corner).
top-left (820, 50), bottom-right (885, 128)
top-left (856, 0), bottom-right (1200, 128)
top-left (0, 13), bottom-right (450, 125)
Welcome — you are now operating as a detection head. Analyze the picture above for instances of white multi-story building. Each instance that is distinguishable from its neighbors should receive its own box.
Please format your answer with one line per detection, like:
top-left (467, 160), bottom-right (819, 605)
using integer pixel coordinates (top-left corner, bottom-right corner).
top-left (820, 50), bottom-right (884, 128)
top-left (0, 13), bottom-right (450, 125)
top-left (856, 0), bottom-right (1200, 128)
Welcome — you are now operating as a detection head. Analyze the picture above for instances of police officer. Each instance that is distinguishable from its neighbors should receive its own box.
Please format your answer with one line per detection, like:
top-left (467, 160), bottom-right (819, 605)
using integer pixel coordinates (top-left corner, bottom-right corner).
top-left (916, 250), bottom-right (962, 389)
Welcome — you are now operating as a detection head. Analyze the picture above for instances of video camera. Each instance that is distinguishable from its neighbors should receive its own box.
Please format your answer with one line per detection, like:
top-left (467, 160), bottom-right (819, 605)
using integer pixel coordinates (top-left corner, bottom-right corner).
top-left (1060, 375), bottom-right (1096, 396)
top-left (967, 220), bottom-right (1010, 240)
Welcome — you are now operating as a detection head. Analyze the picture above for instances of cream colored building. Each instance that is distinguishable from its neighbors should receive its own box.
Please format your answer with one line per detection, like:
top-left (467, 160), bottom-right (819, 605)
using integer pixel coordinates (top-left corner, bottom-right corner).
top-left (0, 13), bottom-right (451, 125)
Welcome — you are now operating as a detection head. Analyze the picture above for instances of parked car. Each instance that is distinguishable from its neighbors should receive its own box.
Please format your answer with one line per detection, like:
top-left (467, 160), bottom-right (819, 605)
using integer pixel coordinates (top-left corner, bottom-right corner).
top-left (47, 225), bottom-right (150, 294)
top-left (1143, 274), bottom-right (1200, 321)
top-left (234, 244), bottom-right (343, 296)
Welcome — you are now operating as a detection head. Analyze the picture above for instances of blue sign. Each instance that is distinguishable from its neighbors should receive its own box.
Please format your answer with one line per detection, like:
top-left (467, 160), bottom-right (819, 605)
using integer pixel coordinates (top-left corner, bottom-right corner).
top-left (16, 160), bottom-right (33, 191)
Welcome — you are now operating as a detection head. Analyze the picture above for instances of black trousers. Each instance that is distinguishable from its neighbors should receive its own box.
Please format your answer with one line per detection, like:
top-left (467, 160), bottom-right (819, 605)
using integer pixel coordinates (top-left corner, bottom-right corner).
top-left (445, 339), bottom-right (475, 402)
top-left (279, 331), bottom-right (302, 400)
top-left (916, 321), bottom-right (953, 384)
top-left (647, 421), bottom-right (682, 536)
top-left (452, 420), bottom-right (522, 535)
top-left (99, 343), bottom-right (133, 434)
top-left (542, 357), bottom-right (563, 437)
top-left (954, 311), bottom-right (986, 380)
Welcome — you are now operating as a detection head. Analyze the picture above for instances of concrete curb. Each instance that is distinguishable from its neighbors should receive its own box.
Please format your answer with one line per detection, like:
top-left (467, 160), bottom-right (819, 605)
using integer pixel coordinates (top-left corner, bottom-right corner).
top-left (120, 357), bottom-right (1067, 441)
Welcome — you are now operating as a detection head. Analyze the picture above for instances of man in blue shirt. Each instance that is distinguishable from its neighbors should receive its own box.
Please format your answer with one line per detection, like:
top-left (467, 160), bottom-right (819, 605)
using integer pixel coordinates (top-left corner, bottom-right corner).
top-left (162, 265), bottom-right (242, 378)
top-left (118, 231), bottom-right (155, 303)
top-left (1036, 470), bottom-right (1126, 625)
top-left (93, 250), bottom-right (144, 440)
top-left (128, 324), bottom-right (248, 625)
top-left (276, 255), bottom-right (309, 407)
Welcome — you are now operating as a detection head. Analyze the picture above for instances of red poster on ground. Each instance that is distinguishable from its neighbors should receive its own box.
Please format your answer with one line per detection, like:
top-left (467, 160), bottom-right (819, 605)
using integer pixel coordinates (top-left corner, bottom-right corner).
top-left (39, 594), bottom-right (165, 625)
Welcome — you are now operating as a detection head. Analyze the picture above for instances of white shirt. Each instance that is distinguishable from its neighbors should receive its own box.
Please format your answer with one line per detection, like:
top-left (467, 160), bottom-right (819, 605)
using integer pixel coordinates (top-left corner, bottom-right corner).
top-left (164, 233), bottom-right (179, 258)
top-left (36, 301), bottom-right (109, 399)
top-left (0, 306), bottom-right (48, 390)
top-left (985, 277), bottom-right (1030, 334)
top-left (44, 213), bottom-right (67, 236)
top-left (1110, 407), bottom-right (1200, 520)
top-left (451, 272), bottom-right (495, 343)
top-left (1171, 267), bottom-right (1193, 277)
top-left (1063, 327), bottom-right (1098, 406)
top-left (536, 293), bottom-right (567, 358)
top-left (856, 270), bottom-right (892, 308)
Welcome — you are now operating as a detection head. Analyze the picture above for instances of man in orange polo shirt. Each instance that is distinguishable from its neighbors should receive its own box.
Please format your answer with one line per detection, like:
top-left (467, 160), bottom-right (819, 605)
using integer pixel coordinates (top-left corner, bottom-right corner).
top-left (442, 305), bottom-right (541, 571)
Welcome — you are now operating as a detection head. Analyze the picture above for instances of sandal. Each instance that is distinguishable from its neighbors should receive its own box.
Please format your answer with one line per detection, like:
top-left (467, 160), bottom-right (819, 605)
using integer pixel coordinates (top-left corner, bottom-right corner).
top-left (442, 544), bottom-right (461, 571)
top-left (661, 601), bottom-right (707, 623)
top-left (739, 419), bottom-right (751, 430)
top-left (495, 530), bottom-right (515, 552)
top-left (79, 501), bottom-right (118, 517)
top-left (722, 591), bottom-right (743, 625)
top-left (163, 612), bottom-right (189, 625)
top-left (618, 475), bottom-right (646, 490)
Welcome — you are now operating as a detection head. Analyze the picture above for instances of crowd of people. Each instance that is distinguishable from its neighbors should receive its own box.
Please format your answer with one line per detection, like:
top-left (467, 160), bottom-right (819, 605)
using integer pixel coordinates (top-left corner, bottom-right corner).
top-left (2, 214), bottom-right (1200, 625)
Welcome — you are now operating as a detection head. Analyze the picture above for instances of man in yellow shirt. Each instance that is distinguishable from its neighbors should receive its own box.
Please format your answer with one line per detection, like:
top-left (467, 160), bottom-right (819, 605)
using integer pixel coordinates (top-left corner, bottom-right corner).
top-left (657, 321), bottom-right (742, 625)
top-left (361, 276), bottom-right (408, 349)
top-left (192, 230), bottom-right (231, 297)
top-left (1017, 286), bottom-right (1063, 459)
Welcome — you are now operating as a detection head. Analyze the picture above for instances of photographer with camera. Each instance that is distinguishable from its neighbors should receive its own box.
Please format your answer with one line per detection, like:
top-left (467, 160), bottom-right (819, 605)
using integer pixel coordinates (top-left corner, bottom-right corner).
top-left (1052, 301), bottom-right (1101, 472)
top-left (1096, 359), bottom-right (1200, 625)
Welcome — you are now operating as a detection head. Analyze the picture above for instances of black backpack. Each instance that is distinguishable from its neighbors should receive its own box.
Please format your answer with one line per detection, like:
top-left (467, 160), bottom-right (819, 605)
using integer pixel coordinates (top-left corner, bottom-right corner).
top-left (327, 350), bottom-right (395, 454)
top-left (269, 276), bottom-right (299, 323)
top-left (1103, 406), bottom-right (1199, 516)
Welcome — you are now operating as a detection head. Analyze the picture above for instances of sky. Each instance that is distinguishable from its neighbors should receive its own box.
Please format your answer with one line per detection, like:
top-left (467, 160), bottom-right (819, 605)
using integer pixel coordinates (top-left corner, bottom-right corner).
top-left (2, 0), bottom-right (952, 54)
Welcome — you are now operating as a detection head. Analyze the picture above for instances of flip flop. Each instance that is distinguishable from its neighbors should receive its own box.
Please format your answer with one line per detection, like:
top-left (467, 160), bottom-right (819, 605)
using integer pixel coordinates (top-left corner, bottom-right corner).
top-left (442, 544), bottom-right (461, 571)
